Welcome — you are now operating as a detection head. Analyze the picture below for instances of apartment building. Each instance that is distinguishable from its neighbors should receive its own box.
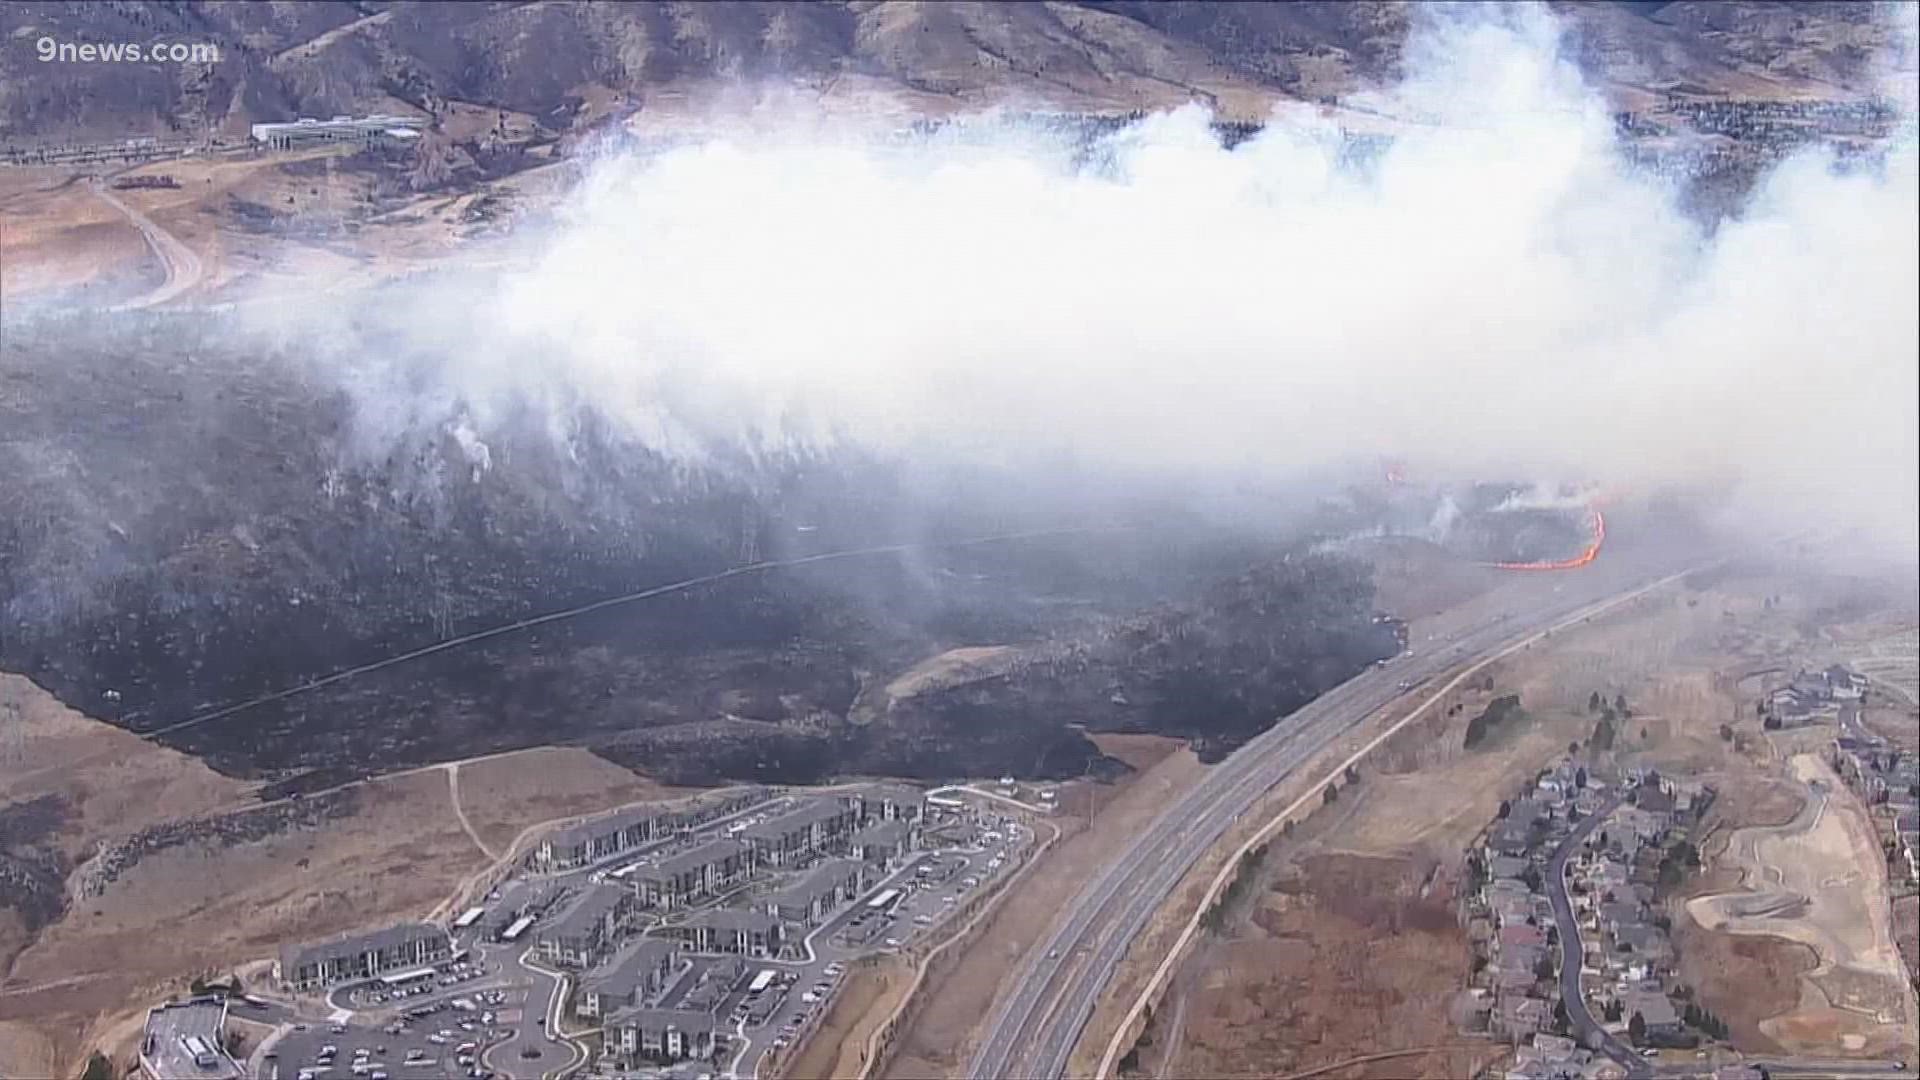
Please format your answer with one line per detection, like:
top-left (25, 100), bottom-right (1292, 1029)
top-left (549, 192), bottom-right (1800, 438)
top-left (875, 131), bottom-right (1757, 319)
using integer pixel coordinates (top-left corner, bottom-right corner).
top-left (578, 939), bottom-right (679, 1019)
top-left (630, 839), bottom-right (753, 910)
top-left (604, 1006), bottom-right (715, 1063)
top-left (767, 858), bottom-right (868, 928)
top-left (276, 922), bottom-right (451, 991)
top-left (537, 883), bottom-right (637, 969)
top-left (741, 799), bottom-right (860, 868)
top-left (851, 818), bottom-right (917, 870)
top-left (859, 784), bottom-right (927, 824)
top-left (671, 908), bottom-right (784, 957)
top-left (537, 806), bottom-right (667, 872)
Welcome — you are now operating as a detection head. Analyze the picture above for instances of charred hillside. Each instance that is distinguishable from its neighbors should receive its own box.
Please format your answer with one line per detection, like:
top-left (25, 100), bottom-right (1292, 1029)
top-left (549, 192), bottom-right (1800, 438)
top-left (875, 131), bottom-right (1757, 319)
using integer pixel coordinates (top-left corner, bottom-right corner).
top-left (1, 315), bottom-right (1398, 787)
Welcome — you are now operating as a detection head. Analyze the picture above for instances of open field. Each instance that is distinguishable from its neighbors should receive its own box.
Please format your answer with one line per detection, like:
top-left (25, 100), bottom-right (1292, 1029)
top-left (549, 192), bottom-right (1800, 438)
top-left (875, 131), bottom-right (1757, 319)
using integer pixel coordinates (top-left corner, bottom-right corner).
top-left (1845, 625), bottom-right (1919, 705)
top-left (455, 746), bottom-right (690, 857)
top-left (1685, 753), bottom-right (1918, 1058)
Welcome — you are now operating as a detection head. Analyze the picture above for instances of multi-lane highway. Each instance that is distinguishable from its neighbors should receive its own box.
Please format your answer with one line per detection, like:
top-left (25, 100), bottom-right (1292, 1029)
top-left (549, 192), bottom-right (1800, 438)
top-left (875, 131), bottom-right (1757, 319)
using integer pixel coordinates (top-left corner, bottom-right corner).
top-left (967, 548), bottom-right (1711, 1080)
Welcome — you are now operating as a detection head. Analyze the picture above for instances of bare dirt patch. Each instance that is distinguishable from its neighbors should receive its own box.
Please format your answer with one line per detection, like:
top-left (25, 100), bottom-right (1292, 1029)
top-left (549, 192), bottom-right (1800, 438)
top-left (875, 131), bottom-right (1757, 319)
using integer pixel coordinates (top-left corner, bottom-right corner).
top-left (455, 746), bottom-right (690, 856)
top-left (1684, 754), bottom-right (1918, 1059)
top-left (784, 955), bottom-right (911, 1080)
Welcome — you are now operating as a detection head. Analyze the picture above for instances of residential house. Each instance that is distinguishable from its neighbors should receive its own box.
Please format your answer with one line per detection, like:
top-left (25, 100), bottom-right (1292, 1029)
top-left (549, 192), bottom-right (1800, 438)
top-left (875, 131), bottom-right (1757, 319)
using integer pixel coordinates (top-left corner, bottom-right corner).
top-left (1625, 989), bottom-right (1683, 1043)
top-left (1612, 923), bottom-right (1671, 963)
top-left (1492, 996), bottom-right (1554, 1041)
top-left (1488, 855), bottom-right (1533, 881)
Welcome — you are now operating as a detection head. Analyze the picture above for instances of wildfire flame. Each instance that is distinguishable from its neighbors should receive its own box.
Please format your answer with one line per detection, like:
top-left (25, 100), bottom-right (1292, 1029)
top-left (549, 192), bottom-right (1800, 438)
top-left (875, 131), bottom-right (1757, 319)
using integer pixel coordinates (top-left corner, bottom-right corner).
top-left (1490, 508), bottom-right (1605, 571)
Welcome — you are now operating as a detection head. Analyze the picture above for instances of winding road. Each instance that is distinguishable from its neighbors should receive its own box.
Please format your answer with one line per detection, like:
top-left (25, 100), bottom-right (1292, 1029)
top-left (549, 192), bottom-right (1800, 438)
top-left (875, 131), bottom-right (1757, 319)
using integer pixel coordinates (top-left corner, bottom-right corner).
top-left (1544, 788), bottom-right (1646, 1076)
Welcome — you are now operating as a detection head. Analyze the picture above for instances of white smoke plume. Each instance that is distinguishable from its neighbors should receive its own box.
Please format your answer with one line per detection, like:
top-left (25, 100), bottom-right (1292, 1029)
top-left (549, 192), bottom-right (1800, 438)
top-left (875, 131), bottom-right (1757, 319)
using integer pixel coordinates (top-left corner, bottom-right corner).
top-left (259, 2), bottom-right (1919, 563)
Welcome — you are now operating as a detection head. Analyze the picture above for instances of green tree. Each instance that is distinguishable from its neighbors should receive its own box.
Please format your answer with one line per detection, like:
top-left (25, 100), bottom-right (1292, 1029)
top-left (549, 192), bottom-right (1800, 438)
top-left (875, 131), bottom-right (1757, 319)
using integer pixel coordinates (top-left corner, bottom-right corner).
top-left (1615, 692), bottom-right (1628, 714)
top-left (1589, 691), bottom-right (1602, 712)
top-left (82, 1053), bottom-right (112, 1080)
top-left (1629, 1011), bottom-right (1647, 1044)
top-left (1323, 783), bottom-right (1340, 806)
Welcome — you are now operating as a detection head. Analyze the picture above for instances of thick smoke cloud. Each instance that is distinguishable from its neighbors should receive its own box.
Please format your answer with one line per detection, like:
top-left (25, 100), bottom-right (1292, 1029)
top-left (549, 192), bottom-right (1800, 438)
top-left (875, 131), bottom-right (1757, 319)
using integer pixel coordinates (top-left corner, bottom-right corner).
top-left (269, 3), bottom-right (1919, 562)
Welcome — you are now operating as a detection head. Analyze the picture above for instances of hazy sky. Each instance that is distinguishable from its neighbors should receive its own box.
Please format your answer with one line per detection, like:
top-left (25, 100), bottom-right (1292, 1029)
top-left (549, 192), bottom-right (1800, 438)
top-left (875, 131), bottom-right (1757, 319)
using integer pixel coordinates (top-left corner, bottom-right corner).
top-left (273, 3), bottom-right (1919, 561)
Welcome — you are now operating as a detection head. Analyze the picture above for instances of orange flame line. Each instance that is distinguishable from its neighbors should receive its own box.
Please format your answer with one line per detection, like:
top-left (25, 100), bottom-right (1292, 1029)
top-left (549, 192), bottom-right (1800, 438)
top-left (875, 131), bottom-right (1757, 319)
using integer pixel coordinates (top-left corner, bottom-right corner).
top-left (1491, 508), bottom-right (1606, 571)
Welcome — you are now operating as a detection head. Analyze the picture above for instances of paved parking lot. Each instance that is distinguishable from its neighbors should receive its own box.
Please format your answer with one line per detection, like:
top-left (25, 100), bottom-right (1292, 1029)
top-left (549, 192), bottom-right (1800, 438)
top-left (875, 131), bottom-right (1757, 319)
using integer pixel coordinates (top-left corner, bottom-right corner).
top-left (269, 987), bottom-right (521, 1080)
top-left (733, 816), bottom-right (1034, 1074)
top-left (331, 957), bottom-right (501, 1012)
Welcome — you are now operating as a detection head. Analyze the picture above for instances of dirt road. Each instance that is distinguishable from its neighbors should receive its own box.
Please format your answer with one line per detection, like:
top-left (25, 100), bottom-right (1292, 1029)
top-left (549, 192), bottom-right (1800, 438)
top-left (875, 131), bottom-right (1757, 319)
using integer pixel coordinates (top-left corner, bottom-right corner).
top-left (88, 179), bottom-right (203, 309)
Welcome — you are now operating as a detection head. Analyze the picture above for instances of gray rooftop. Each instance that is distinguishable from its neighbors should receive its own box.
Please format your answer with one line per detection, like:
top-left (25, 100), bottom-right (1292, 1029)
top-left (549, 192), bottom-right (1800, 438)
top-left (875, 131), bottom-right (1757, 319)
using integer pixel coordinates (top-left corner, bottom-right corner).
top-left (279, 921), bottom-right (445, 972)
top-left (1627, 990), bottom-right (1680, 1027)
top-left (544, 883), bottom-right (627, 942)
top-left (142, 997), bottom-right (242, 1080)
top-left (645, 838), bottom-right (749, 879)
top-left (604, 1005), bottom-right (716, 1036)
top-left (549, 804), bottom-right (666, 850)
top-left (693, 907), bottom-right (779, 934)
top-left (743, 799), bottom-right (854, 842)
top-left (853, 819), bottom-right (910, 849)
top-left (771, 859), bottom-right (864, 910)
top-left (584, 938), bottom-right (678, 1000)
